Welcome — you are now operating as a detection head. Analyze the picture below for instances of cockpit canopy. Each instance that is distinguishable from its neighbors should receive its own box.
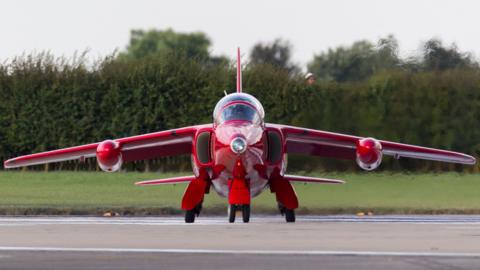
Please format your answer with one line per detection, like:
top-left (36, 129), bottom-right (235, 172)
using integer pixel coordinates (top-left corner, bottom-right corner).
top-left (213, 93), bottom-right (265, 126)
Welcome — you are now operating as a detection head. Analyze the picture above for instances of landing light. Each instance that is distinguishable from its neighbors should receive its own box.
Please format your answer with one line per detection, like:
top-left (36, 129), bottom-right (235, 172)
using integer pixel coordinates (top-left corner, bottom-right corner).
top-left (231, 137), bottom-right (247, 154)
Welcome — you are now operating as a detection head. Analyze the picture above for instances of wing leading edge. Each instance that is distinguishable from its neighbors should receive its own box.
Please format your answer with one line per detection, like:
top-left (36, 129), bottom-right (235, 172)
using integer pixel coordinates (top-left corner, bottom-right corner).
top-left (135, 175), bottom-right (196, 186)
top-left (284, 175), bottom-right (345, 184)
top-left (4, 124), bottom-right (211, 169)
top-left (268, 123), bottom-right (476, 165)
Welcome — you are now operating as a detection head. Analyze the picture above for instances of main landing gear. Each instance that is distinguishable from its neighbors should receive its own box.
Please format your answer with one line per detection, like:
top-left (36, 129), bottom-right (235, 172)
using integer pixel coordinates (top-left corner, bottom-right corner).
top-left (185, 201), bottom-right (203, 223)
top-left (278, 203), bottom-right (295, 223)
top-left (269, 169), bottom-right (298, 223)
top-left (228, 204), bottom-right (250, 223)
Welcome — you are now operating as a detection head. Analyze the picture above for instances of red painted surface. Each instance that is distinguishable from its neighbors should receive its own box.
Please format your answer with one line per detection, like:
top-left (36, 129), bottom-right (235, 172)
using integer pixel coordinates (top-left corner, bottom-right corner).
top-left (228, 177), bottom-right (250, 205)
top-left (123, 143), bottom-right (191, 162)
top-left (269, 169), bottom-right (298, 210)
top-left (228, 158), bottom-right (250, 205)
top-left (253, 164), bottom-right (267, 179)
top-left (236, 47), bottom-right (242, 93)
top-left (4, 143), bottom-right (98, 168)
top-left (3, 50), bottom-right (477, 218)
top-left (117, 125), bottom-right (207, 145)
top-left (4, 125), bottom-right (210, 168)
top-left (96, 140), bottom-right (122, 171)
top-left (268, 123), bottom-right (476, 165)
top-left (181, 169), bottom-right (209, 210)
top-left (286, 140), bottom-right (356, 160)
top-left (356, 137), bottom-right (382, 165)
top-left (212, 164), bottom-right (226, 179)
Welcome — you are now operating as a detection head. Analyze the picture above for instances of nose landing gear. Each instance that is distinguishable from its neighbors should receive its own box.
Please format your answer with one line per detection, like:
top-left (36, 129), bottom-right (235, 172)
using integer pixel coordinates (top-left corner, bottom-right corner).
top-left (227, 174), bottom-right (251, 223)
top-left (228, 204), bottom-right (250, 223)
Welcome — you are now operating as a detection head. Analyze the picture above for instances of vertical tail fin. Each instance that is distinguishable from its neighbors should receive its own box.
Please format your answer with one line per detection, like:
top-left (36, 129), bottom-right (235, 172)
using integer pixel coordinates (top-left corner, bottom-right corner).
top-left (236, 47), bottom-right (242, 93)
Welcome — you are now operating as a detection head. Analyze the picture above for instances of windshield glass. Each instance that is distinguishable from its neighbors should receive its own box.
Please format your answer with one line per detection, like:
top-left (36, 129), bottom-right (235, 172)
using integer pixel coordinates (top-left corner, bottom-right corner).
top-left (213, 93), bottom-right (265, 126)
top-left (217, 103), bottom-right (260, 125)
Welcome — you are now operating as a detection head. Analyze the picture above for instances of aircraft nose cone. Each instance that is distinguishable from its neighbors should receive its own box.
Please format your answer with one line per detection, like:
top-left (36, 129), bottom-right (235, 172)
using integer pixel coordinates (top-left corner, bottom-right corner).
top-left (230, 137), bottom-right (247, 154)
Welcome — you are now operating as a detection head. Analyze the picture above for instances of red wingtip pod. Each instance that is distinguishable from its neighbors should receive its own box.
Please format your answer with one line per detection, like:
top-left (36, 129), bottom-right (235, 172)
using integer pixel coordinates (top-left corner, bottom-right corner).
top-left (96, 140), bottom-right (123, 172)
top-left (236, 47), bottom-right (242, 93)
top-left (356, 137), bottom-right (383, 171)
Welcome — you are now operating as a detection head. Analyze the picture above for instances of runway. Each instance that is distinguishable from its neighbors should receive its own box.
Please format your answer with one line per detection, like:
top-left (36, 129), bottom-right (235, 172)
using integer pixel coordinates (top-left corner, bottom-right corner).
top-left (0, 215), bottom-right (479, 269)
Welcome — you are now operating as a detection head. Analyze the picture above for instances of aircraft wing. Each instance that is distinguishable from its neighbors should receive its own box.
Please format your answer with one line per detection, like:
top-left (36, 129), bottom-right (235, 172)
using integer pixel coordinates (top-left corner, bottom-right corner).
top-left (4, 124), bottom-right (211, 168)
top-left (268, 124), bottom-right (476, 165)
top-left (135, 175), bottom-right (196, 186)
top-left (284, 174), bottom-right (345, 184)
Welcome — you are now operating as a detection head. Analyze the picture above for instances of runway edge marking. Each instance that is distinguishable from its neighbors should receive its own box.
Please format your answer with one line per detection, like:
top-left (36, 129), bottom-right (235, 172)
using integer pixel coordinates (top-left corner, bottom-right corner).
top-left (0, 247), bottom-right (479, 258)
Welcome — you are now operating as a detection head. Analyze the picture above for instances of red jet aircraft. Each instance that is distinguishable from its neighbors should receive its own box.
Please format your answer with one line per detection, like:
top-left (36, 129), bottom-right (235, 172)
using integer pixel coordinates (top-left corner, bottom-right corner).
top-left (4, 49), bottom-right (476, 223)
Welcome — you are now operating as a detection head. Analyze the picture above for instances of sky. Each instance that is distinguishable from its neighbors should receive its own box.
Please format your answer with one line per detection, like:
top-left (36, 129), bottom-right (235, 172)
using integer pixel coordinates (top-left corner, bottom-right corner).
top-left (1, 0), bottom-right (479, 67)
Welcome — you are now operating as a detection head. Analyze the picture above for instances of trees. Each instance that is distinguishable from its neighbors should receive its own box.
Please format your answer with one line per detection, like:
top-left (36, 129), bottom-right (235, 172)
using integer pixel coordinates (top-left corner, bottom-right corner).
top-left (249, 39), bottom-right (300, 74)
top-left (422, 38), bottom-right (478, 71)
top-left (307, 36), bottom-right (479, 83)
top-left (120, 28), bottom-right (212, 61)
top-left (0, 34), bottom-right (479, 172)
top-left (307, 35), bottom-right (401, 82)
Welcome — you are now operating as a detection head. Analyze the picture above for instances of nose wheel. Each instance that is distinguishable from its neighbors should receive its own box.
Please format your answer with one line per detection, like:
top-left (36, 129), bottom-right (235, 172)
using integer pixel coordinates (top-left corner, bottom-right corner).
top-left (228, 204), bottom-right (250, 223)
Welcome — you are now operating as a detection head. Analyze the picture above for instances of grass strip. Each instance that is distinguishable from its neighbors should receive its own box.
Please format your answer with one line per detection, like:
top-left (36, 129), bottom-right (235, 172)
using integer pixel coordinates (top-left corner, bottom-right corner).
top-left (0, 171), bottom-right (478, 215)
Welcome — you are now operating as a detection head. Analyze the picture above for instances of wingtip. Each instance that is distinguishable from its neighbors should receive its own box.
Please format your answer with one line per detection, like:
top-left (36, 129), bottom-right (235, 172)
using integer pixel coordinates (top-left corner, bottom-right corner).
top-left (468, 155), bottom-right (477, 165)
top-left (461, 153), bottom-right (477, 165)
top-left (327, 179), bottom-right (346, 185)
top-left (3, 159), bottom-right (13, 169)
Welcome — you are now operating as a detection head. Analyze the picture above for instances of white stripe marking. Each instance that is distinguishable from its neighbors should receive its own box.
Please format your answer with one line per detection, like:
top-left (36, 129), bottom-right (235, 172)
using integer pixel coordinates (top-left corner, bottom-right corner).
top-left (0, 216), bottom-right (479, 226)
top-left (0, 247), bottom-right (479, 258)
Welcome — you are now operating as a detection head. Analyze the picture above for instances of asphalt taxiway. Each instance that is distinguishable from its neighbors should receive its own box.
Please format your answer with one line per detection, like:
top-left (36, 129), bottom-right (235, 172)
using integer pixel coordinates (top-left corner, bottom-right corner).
top-left (0, 215), bottom-right (479, 270)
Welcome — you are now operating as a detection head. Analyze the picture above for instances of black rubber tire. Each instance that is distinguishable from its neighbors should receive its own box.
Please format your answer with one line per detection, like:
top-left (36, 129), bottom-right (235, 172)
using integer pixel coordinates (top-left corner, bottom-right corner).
top-left (278, 203), bottom-right (285, 216)
top-left (185, 210), bottom-right (196, 223)
top-left (242, 205), bottom-right (250, 223)
top-left (285, 209), bottom-right (295, 223)
top-left (195, 202), bottom-right (203, 217)
top-left (228, 204), bottom-right (236, 223)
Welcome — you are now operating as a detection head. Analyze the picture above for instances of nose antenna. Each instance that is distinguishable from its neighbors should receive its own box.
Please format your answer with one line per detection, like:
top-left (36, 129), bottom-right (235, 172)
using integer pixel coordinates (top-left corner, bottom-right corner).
top-left (236, 47), bottom-right (242, 93)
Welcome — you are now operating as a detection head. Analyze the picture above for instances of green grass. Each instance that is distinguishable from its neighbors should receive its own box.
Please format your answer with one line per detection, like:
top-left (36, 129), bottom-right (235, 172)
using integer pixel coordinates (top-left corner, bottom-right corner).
top-left (0, 171), bottom-right (479, 215)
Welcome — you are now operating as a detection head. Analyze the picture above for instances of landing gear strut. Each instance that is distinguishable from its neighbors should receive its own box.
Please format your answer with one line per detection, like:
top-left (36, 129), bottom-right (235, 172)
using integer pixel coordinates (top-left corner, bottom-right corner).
top-left (185, 201), bottom-right (203, 223)
top-left (228, 204), bottom-right (250, 223)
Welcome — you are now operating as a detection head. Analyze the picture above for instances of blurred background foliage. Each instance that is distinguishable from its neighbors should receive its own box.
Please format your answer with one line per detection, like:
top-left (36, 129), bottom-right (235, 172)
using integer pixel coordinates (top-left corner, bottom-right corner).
top-left (1, 29), bottom-right (479, 172)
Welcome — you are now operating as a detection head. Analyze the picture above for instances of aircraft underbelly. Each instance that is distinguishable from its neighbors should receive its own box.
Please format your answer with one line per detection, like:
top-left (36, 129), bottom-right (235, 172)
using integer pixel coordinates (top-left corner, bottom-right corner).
top-left (211, 147), bottom-right (268, 198)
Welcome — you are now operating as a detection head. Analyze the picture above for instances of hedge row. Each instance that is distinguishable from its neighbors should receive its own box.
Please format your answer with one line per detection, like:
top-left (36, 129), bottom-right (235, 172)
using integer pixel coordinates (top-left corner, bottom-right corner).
top-left (1, 53), bottom-right (479, 171)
